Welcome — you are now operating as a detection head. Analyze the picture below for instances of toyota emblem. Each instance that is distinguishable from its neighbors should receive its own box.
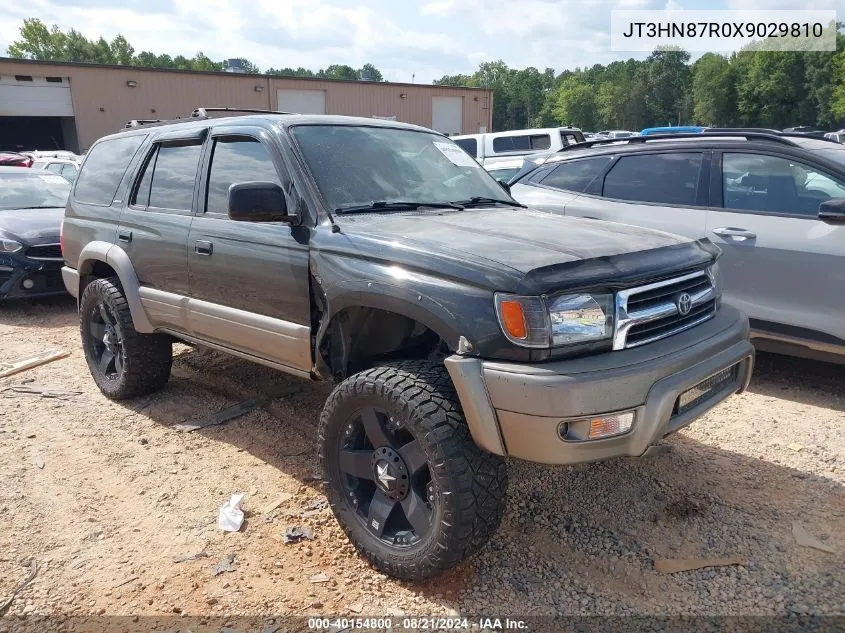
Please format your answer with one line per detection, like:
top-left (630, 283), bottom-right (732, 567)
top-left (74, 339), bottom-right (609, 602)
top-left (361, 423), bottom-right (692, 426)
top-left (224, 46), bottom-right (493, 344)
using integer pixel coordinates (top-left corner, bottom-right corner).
top-left (676, 292), bottom-right (692, 316)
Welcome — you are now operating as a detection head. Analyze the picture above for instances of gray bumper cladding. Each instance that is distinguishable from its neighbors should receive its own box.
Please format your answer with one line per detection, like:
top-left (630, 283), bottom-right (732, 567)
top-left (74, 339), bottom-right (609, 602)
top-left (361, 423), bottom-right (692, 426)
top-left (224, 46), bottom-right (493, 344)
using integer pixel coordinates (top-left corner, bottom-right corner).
top-left (445, 304), bottom-right (754, 465)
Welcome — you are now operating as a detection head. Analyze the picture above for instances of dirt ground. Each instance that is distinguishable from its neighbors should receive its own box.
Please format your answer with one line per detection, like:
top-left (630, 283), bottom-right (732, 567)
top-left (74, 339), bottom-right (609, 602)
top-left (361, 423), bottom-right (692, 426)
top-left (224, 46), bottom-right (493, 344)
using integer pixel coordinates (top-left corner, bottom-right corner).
top-left (0, 297), bottom-right (842, 631)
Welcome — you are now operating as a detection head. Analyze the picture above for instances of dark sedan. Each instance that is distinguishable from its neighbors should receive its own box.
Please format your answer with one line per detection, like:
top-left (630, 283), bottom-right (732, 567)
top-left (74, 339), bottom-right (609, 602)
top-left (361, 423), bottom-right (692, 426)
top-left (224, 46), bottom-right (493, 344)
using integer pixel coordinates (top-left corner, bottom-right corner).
top-left (0, 167), bottom-right (70, 302)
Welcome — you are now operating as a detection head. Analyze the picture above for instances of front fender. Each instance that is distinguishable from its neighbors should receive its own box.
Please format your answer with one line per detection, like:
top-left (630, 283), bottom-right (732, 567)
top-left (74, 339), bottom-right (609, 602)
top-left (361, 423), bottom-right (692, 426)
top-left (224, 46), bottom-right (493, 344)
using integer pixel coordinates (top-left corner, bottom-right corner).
top-left (312, 253), bottom-right (509, 359)
top-left (76, 241), bottom-right (154, 333)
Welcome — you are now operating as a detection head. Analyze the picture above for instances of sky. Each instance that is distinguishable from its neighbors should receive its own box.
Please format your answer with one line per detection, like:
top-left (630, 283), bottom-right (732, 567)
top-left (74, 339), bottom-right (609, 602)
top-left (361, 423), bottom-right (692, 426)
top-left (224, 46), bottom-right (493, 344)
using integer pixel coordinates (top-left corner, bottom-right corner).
top-left (0, 0), bottom-right (841, 83)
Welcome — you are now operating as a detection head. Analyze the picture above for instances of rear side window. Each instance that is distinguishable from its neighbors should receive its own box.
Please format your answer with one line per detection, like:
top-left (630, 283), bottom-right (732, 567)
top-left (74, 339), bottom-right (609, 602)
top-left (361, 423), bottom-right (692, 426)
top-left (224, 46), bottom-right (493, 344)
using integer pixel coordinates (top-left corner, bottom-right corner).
top-left (132, 141), bottom-right (202, 211)
top-left (205, 137), bottom-right (281, 215)
top-left (602, 153), bottom-right (703, 205)
top-left (539, 156), bottom-right (614, 193)
top-left (45, 163), bottom-right (63, 174)
top-left (493, 134), bottom-right (551, 153)
top-left (453, 137), bottom-right (478, 157)
top-left (74, 135), bottom-right (146, 205)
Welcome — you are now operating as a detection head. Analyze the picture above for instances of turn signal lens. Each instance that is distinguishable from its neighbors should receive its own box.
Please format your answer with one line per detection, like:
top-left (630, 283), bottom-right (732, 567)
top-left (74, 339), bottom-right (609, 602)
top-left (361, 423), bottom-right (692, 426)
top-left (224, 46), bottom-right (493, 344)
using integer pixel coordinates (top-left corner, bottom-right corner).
top-left (499, 300), bottom-right (527, 339)
top-left (588, 412), bottom-right (635, 439)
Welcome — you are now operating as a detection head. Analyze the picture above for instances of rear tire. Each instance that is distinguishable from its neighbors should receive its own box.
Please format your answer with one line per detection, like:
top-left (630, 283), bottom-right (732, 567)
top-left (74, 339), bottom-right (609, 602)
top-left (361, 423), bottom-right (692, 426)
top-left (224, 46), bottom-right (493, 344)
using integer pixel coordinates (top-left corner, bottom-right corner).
top-left (318, 360), bottom-right (507, 580)
top-left (80, 277), bottom-right (172, 400)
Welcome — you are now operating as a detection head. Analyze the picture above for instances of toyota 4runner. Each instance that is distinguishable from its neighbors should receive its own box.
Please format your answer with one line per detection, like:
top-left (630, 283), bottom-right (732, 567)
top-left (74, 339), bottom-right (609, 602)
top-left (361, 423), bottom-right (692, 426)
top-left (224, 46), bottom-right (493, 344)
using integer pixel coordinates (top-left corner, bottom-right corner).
top-left (61, 108), bottom-right (754, 580)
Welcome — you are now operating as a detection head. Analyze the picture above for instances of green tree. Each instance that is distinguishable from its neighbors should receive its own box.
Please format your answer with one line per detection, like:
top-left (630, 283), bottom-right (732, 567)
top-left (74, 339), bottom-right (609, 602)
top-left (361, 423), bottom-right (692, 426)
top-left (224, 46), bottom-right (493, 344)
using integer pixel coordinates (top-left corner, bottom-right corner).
top-left (691, 53), bottom-right (735, 125)
top-left (433, 74), bottom-right (473, 86)
top-left (360, 63), bottom-right (384, 81)
top-left (643, 48), bottom-right (691, 126)
top-left (318, 64), bottom-right (359, 80)
top-left (552, 76), bottom-right (597, 130)
top-left (110, 35), bottom-right (135, 65)
top-left (6, 18), bottom-right (66, 60)
top-left (266, 67), bottom-right (315, 77)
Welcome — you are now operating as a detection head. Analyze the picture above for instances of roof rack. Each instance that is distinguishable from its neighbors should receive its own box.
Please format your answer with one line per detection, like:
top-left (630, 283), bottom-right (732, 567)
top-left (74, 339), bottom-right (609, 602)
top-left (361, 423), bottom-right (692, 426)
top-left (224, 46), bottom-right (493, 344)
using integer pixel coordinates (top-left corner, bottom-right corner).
top-left (190, 107), bottom-right (295, 118)
top-left (124, 119), bottom-right (164, 128)
top-left (120, 106), bottom-right (297, 132)
top-left (560, 130), bottom-right (801, 152)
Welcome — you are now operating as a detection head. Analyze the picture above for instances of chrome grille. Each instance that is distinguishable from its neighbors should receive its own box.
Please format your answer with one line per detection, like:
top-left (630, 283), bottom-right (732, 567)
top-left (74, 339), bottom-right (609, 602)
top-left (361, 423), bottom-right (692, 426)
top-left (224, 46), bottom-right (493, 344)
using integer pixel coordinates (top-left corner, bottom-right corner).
top-left (25, 244), bottom-right (63, 261)
top-left (613, 270), bottom-right (716, 350)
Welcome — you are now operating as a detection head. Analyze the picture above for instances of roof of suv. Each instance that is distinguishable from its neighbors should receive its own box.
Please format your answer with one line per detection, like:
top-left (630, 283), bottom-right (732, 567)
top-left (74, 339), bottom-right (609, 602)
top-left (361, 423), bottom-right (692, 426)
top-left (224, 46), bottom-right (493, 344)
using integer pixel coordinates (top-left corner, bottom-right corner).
top-left (107, 113), bottom-right (437, 144)
top-left (510, 132), bottom-right (845, 183)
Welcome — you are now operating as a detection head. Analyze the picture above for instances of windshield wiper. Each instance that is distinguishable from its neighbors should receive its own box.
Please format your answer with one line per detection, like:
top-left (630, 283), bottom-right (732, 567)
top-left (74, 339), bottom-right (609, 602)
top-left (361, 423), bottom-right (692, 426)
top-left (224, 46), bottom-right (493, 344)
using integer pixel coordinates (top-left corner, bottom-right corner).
top-left (335, 200), bottom-right (464, 215)
top-left (451, 196), bottom-right (526, 208)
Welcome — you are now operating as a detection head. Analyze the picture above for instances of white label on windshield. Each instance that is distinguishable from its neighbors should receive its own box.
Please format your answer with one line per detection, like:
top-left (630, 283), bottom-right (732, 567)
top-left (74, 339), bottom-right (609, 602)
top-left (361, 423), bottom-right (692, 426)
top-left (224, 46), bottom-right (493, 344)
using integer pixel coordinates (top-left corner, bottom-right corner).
top-left (434, 142), bottom-right (479, 168)
top-left (39, 175), bottom-right (66, 184)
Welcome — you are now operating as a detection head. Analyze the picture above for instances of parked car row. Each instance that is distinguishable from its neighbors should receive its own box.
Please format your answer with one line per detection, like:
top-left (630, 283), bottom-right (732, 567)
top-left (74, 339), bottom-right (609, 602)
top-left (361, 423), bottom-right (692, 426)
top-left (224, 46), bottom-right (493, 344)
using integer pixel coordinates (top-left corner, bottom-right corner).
top-left (0, 149), bottom-right (82, 182)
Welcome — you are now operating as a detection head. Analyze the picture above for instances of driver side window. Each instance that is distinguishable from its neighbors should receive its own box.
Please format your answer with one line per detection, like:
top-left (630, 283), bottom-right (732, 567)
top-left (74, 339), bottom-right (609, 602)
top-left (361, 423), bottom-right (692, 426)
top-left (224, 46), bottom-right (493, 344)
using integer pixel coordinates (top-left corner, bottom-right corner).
top-left (722, 153), bottom-right (845, 216)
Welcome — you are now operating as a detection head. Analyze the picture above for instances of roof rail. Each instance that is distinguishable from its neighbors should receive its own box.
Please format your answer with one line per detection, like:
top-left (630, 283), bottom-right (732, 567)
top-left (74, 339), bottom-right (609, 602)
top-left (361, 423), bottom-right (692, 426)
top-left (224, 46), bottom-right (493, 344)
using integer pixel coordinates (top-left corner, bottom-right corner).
top-left (124, 119), bottom-right (164, 128)
top-left (560, 130), bottom-right (801, 152)
top-left (190, 107), bottom-right (296, 118)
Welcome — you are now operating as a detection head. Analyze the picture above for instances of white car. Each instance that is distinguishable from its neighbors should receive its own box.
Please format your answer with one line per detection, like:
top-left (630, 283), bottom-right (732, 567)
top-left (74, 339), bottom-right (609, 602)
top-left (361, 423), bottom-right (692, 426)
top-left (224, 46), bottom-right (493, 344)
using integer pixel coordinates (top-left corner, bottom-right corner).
top-left (31, 157), bottom-right (80, 182)
top-left (484, 157), bottom-right (525, 182)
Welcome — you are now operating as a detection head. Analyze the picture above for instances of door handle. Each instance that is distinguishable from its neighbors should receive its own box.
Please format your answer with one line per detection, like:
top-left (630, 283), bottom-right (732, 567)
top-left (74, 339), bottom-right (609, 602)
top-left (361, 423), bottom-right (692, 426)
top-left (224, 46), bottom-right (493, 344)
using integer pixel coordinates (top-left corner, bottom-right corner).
top-left (117, 230), bottom-right (132, 243)
top-left (194, 240), bottom-right (213, 256)
top-left (712, 227), bottom-right (757, 241)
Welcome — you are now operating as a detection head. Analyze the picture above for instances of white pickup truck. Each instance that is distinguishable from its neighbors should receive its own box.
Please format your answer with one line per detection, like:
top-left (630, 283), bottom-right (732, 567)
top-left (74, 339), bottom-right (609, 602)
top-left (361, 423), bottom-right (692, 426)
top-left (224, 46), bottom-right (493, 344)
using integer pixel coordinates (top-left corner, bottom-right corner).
top-left (452, 126), bottom-right (584, 168)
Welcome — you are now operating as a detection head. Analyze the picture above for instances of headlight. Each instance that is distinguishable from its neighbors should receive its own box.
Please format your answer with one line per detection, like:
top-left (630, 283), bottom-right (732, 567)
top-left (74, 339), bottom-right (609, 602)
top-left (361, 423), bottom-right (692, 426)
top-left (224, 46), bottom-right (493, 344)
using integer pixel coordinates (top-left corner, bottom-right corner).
top-left (495, 292), bottom-right (614, 348)
top-left (548, 293), bottom-right (613, 345)
top-left (0, 239), bottom-right (22, 253)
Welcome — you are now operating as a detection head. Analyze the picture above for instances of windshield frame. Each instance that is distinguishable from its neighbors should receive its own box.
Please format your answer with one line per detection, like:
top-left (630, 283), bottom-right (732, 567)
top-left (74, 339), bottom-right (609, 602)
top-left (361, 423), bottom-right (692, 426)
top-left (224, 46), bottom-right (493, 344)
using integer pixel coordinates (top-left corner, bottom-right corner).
top-left (0, 172), bottom-right (72, 211)
top-left (288, 122), bottom-right (518, 218)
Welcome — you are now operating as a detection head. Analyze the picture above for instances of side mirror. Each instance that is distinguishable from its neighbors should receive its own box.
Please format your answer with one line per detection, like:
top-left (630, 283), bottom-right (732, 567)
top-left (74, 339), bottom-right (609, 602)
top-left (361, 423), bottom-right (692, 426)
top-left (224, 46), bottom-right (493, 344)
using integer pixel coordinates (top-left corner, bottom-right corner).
top-left (497, 178), bottom-right (511, 194)
top-left (818, 198), bottom-right (845, 224)
top-left (228, 181), bottom-right (296, 223)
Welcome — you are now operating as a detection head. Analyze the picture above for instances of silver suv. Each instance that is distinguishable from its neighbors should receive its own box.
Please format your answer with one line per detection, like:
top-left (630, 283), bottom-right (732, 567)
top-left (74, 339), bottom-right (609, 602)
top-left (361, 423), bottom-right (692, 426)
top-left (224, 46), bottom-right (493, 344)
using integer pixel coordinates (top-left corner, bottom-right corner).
top-left (509, 132), bottom-right (845, 364)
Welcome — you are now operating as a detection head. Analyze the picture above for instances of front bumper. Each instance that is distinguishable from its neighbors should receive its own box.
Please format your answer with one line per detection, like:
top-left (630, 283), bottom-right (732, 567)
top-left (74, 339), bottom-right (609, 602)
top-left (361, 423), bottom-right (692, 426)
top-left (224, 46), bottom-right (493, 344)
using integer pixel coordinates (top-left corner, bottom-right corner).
top-left (0, 257), bottom-right (66, 300)
top-left (445, 304), bottom-right (754, 465)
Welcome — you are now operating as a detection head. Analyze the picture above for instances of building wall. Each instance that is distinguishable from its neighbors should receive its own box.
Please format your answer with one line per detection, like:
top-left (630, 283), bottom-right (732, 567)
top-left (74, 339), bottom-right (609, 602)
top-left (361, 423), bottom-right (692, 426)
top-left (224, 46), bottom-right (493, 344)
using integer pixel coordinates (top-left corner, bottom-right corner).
top-left (0, 60), bottom-right (492, 150)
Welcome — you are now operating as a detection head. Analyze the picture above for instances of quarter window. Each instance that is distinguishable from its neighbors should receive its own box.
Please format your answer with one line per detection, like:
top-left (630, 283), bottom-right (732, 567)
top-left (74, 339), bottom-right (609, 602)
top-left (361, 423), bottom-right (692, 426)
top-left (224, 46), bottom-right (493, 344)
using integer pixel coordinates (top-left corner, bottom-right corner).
top-left (205, 137), bottom-right (281, 215)
top-left (539, 156), bottom-right (614, 193)
top-left (603, 153), bottom-right (703, 205)
top-left (74, 135), bottom-right (146, 206)
top-left (722, 153), bottom-right (845, 216)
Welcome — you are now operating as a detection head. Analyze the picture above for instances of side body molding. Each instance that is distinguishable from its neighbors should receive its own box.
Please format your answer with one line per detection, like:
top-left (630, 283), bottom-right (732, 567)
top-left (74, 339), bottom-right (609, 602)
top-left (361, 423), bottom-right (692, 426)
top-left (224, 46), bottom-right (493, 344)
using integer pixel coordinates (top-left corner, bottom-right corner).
top-left (75, 241), bottom-right (155, 333)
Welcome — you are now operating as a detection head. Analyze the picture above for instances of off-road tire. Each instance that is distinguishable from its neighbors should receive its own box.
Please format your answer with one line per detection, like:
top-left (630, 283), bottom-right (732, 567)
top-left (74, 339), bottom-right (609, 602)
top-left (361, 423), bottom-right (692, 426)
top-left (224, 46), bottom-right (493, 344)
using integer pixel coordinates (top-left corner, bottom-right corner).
top-left (318, 360), bottom-right (508, 580)
top-left (80, 277), bottom-right (172, 400)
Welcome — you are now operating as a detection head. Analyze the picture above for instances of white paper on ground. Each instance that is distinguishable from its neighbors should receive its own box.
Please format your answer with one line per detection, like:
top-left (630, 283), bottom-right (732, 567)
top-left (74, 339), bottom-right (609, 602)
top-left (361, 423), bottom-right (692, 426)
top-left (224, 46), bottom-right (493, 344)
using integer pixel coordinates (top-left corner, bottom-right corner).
top-left (218, 493), bottom-right (245, 532)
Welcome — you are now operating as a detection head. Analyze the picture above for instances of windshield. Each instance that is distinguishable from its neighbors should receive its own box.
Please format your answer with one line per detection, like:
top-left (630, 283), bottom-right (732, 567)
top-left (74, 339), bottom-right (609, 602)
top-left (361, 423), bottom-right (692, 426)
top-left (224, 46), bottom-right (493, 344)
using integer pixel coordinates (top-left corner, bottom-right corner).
top-left (0, 171), bottom-right (71, 210)
top-left (291, 125), bottom-right (512, 211)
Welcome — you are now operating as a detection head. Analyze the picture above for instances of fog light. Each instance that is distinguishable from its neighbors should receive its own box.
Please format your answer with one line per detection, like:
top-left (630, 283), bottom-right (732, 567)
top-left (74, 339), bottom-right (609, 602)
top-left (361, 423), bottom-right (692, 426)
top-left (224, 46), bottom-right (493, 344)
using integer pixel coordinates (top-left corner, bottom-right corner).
top-left (587, 412), bottom-right (635, 439)
top-left (22, 278), bottom-right (35, 289)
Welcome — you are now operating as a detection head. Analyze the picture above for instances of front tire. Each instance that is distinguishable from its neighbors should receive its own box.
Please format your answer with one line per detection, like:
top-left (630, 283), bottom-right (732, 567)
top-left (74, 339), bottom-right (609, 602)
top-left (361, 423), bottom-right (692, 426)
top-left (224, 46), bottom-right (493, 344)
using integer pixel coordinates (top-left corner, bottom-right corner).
top-left (318, 361), bottom-right (507, 580)
top-left (80, 277), bottom-right (172, 400)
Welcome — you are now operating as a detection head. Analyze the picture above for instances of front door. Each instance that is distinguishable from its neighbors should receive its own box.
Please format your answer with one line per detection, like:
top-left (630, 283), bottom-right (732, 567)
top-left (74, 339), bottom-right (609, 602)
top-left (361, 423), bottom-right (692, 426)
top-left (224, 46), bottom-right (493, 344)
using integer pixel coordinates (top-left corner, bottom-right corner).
top-left (187, 127), bottom-right (312, 373)
top-left (707, 151), bottom-right (845, 345)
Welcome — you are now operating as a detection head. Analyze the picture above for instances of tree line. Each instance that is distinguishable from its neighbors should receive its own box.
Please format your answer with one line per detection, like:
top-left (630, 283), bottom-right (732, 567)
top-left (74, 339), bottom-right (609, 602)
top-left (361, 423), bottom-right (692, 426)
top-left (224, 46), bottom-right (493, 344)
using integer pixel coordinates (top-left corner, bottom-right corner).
top-left (6, 18), bottom-right (385, 81)
top-left (7, 18), bottom-right (845, 132)
top-left (435, 31), bottom-right (845, 132)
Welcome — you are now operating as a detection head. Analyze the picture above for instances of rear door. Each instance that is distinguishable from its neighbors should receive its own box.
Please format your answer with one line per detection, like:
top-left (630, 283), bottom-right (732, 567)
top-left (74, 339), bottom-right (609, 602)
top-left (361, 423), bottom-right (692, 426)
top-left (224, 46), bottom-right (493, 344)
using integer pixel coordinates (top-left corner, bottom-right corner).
top-left (564, 151), bottom-right (711, 240)
top-left (186, 125), bottom-right (312, 372)
top-left (116, 130), bottom-right (205, 330)
top-left (706, 150), bottom-right (845, 345)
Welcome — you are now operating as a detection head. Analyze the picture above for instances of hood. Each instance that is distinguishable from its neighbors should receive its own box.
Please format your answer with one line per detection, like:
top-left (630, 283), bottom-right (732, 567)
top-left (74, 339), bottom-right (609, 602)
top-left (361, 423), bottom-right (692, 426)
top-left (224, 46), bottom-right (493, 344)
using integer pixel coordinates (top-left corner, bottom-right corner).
top-left (0, 207), bottom-right (64, 243)
top-left (322, 207), bottom-right (719, 294)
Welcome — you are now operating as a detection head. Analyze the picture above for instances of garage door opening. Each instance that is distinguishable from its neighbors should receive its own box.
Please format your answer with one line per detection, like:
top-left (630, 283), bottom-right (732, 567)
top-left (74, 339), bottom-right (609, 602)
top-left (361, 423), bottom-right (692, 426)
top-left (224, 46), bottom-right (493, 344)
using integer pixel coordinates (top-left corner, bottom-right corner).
top-left (0, 116), bottom-right (78, 153)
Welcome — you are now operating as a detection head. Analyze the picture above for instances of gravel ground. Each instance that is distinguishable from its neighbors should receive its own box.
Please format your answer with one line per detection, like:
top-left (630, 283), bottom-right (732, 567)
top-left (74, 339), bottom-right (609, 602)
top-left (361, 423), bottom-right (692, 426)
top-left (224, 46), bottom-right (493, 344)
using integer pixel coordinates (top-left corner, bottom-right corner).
top-left (0, 297), bottom-right (842, 631)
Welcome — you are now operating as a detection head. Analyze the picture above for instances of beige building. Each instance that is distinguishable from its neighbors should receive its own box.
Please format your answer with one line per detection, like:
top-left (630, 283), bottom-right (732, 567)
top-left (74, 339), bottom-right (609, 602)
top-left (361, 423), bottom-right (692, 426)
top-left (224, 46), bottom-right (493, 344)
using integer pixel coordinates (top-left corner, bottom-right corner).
top-left (0, 58), bottom-right (492, 153)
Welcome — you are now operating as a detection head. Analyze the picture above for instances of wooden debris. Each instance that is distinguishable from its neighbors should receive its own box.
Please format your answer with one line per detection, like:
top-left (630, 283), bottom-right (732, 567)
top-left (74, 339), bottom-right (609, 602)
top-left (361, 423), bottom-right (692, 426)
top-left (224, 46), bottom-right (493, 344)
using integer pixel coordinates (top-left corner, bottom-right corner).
top-left (792, 522), bottom-right (835, 553)
top-left (0, 560), bottom-right (37, 616)
top-left (172, 386), bottom-right (296, 432)
top-left (787, 443), bottom-right (804, 452)
top-left (263, 493), bottom-right (293, 516)
top-left (654, 556), bottom-right (745, 574)
top-left (310, 572), bottom-right (330, 583)
top-left (111, 575), bottom-right (139, 589)
top-left (0, 350), bottom-right (70, 379)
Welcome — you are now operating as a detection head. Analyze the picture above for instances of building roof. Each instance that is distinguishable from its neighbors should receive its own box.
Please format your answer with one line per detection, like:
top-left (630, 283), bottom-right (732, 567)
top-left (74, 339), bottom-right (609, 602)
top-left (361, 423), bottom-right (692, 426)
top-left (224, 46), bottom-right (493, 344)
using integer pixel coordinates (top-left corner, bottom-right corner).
top-left (0, 57), bottom-right (490, 92)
